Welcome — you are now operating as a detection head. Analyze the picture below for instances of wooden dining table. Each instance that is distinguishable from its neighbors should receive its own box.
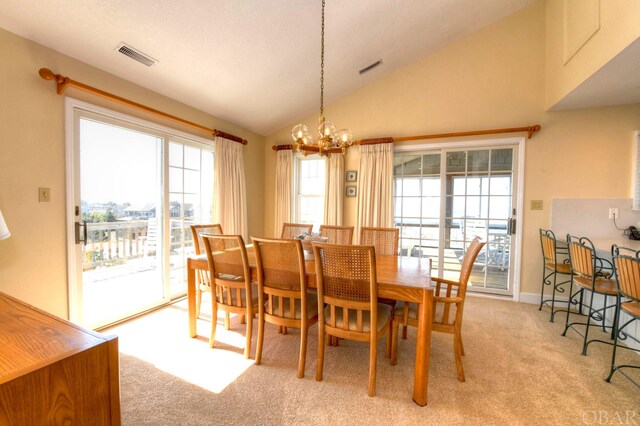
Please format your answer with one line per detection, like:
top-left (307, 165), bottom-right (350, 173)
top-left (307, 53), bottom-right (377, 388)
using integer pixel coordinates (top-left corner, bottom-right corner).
top-left (186, 251), bottom-right (434, 406)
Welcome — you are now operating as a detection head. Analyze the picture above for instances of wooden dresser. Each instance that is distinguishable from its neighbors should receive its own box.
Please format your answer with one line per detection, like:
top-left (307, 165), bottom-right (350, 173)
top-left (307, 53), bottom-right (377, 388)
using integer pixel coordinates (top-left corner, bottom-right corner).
top-left (0, 292), bottom-right (121, 425)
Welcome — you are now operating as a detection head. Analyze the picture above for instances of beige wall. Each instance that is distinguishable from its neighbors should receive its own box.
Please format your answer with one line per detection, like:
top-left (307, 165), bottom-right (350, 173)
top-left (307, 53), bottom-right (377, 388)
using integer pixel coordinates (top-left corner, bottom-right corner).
top-left (264, 1), bottom-right (640, 297)
top-left (545, 0), bottom-right (640, 108)
top-left (0, 28), bottom-right (265, 317)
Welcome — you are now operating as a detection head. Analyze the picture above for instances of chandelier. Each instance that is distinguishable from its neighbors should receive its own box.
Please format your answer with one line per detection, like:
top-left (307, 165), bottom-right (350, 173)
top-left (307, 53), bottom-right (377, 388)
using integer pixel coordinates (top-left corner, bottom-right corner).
top-left (291, 0), bottom-right (354, 157)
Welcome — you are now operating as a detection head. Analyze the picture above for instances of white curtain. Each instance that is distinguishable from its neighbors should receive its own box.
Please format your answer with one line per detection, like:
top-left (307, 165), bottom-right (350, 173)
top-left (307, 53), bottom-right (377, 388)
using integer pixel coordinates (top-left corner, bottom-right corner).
top-left (213, 136), bottom-right (248, 239)
top-left (355, 143), bottom-right (394, 242)
top-left (273, 149), bottom-right (293, 237)
top-left (324, 154), bottom-right (344, 226)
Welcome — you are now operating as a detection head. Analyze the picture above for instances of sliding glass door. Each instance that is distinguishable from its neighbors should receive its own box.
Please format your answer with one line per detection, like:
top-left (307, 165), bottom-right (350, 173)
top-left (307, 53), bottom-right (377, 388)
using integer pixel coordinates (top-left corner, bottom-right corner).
top-left (394, 145), bottom-right (519, 296)
top-left (67, 100), bottom-right (213, 329)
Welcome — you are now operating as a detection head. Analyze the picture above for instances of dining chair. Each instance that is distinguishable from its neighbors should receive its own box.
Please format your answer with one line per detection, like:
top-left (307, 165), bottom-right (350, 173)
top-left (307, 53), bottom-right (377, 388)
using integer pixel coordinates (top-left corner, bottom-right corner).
top-left (312, 242), bottom-right (392, 397)
top-left (319, 225), bottom-right (354, 245)
top-left (562, 234), bottom-right (618, 355)
top-left (539, 228), bottom-right (572, 322)
top-left (359, 227), bottom-right (399, 255)
top-left (606, 245), bottom-right (640, 387)
top-left (359, 227), bottom-right (399, 310)
top-left (202, 234), bottom-right (258, 359)
top-left (252, 237), bottom-right (319, 378)
top-left (391, 237), bottom-right (485, 382)
top-left (281, 223), bottom-right (313, 239)
top-left (190, 224), bottom-right (224, 319)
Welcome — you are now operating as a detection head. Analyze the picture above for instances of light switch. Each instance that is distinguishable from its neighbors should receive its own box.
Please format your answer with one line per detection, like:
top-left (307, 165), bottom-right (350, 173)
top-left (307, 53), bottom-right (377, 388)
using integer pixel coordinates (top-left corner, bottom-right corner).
top-left (39, 187), bottom-right (51, 202)
top-left (530, 200), bottom-right (543, 210)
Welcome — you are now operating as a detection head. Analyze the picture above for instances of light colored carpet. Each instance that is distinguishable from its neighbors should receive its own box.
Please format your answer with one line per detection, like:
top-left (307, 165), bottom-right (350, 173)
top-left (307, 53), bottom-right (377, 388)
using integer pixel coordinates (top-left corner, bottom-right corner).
top-left (109, 297), bottom-right (640, 425)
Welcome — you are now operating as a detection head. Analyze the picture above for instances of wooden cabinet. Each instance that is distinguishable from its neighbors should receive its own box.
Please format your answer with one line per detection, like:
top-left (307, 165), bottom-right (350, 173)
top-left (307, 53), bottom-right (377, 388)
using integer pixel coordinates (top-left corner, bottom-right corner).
top-left (0, 292), bottom-right (120, 425)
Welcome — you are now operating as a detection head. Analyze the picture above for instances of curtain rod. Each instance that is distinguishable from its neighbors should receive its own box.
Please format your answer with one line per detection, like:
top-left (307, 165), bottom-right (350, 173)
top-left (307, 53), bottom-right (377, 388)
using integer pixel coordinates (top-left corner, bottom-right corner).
top-left (272, 125), bottom-right (541, 151)
top-left (38, 68), bottom-right (248, 145)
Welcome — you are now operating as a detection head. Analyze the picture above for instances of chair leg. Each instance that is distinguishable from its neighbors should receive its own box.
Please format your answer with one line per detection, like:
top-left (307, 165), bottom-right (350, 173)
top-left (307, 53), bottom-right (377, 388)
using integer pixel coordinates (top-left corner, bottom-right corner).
top-left (605, 296), bottom-right (621, 382)
top-left (283, 326), bottom-right (288, 335)
top-left (582, 289), bottom-right (596, 356)
top-left (255, 306), bottom-right (265, 365)
top-left (562, 279), bottom-right (576, 337)
top-left (244, 310), bottom-right (253, 359)
top-left (539, 265), bottom-right (546, 311)
top-left (549, 272), bottom-right (557, 322)
top-left (196, 289), bottom-right (203, 318)
top-left (316, 324), bottom-right (325, 382)
top-left (298, 324), bottom-right (308, 379)
top-left (601, 295), bottom-right (607, 333)
top-left (402, 324), bottom-right (408, 340)
top-left (368, 335), bottom-right (378, 397)
top-left (209, 299), bottom-right (218, 348)
top-left (224, 312), bottom-right (230, 330)
top-left (390, 319), bottom-right (399, 366)
top-left (385, 321), bottom-right (392, 359)
top-left (240, 314), bottom-right (246, 325)
top-left (457, 331), bottom-right (465, 356)
top-left (453, 328), bottom-right (465, 382)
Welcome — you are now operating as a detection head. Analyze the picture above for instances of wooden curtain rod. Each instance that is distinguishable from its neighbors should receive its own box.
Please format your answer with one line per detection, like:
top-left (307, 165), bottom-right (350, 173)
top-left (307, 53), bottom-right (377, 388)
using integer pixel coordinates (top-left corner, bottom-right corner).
top-left (271, 125), bottom-right (540, 151)
top-left (38, 68), bottom-right (248, 145)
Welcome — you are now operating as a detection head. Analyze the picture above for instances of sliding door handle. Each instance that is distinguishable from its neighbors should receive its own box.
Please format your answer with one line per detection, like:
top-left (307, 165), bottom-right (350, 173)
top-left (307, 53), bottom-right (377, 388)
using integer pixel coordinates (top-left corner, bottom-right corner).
top-left (75, 221), bottom-right (88, 245)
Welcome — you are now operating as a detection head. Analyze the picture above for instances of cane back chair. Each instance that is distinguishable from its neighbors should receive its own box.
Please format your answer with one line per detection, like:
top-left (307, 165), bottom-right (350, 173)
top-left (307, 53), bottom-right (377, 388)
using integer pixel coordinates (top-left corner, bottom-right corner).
top-left (252, 237), bottom-right (319, 378)
top-left (312, 242), bottom-right (392, 397)
top-left (190, 224), bottom-right (224, 319)
top-left (319, 225), bottom-right (354, 245)
top-left (281, 223), bottom-right (313, 239)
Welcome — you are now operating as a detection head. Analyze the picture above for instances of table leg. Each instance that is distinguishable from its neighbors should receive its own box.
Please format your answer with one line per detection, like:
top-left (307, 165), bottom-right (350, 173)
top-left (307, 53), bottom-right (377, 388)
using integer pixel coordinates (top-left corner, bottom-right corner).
top-left (187, 258), bottom-right (197, 338)
top-left (413, 288), bottom-right (433, 406)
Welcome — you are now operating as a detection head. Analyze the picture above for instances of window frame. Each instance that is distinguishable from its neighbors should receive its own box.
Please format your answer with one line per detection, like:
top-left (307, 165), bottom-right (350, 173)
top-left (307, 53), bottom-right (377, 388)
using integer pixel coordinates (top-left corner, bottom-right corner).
top-left (292, 153), bottom-right (326, 231)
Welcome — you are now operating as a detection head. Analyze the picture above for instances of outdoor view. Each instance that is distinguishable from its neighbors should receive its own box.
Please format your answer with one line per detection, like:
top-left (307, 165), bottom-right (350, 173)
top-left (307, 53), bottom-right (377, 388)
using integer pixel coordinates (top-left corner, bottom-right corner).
top-left (79, 117), bottom-right (213, 327)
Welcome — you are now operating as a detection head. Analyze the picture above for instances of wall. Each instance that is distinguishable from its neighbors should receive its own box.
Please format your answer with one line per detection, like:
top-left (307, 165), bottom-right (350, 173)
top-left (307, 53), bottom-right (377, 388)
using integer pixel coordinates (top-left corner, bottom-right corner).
top-left (0, 28), bottom-right (265, 318)
top-left (263, 1), bottom-right (640, 298)
top-left (545, 0), bottom-right (640, 108)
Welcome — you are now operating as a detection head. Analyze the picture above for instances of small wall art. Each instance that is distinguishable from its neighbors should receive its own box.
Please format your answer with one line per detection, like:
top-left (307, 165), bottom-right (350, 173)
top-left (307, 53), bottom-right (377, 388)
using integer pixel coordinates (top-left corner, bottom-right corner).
top-left (346, 186), bottom-right (357, 197)
top-left (346, 170), bottom-right (358, 182)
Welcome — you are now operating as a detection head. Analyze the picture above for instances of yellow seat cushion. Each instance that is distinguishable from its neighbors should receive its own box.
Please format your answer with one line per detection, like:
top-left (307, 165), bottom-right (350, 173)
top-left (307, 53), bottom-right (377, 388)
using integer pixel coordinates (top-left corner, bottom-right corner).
top-left (324, 303), bottom-right (391, 333)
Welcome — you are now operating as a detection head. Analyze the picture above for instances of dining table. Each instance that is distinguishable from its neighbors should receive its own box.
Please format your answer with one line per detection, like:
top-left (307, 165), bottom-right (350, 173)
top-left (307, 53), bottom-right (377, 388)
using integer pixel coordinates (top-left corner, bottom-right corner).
top-left (186, 249), bottom-right (434, 406)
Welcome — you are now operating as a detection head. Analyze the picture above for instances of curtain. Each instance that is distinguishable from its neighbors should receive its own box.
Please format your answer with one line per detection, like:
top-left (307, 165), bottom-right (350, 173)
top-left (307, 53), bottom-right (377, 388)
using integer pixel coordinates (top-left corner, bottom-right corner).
top-left (213, 136), bottom-right (247, 239)
top-left (324, 154), bottom-right (344, 226)
top-left (273, 149), bottom-right (293, 237)
top-left (355, 143), bottom-right (394, 242)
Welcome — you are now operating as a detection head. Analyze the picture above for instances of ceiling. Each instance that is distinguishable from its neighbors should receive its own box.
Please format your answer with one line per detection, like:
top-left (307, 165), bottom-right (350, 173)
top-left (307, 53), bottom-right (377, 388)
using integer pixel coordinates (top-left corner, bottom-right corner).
top-left (0, 0), bottom-right (552, 136)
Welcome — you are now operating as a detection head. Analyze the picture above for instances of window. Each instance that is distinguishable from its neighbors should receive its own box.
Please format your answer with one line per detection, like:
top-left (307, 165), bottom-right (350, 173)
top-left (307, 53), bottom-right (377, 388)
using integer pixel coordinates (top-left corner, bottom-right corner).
top-left (293, 156), bottom-right (326, 230)
top-left (394, 145), bottom-right (519, 296)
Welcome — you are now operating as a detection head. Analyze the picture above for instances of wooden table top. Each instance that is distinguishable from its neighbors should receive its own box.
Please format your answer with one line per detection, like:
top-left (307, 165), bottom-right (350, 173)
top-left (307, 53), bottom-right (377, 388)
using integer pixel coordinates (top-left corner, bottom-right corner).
top-left (189, 252), bottom-right (431, 289)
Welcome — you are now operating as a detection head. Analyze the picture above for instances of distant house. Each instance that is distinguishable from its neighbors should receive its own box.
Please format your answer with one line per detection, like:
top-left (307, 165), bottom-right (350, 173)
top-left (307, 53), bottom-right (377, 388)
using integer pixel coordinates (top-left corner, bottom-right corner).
top-left (123, 202), bottom-right (193, 219)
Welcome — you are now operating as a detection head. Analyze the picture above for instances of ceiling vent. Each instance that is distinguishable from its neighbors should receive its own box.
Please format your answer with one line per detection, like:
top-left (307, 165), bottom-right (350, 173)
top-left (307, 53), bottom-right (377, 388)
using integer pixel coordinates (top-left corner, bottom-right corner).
top-left (116, 43), bottom-right (158, 67)
top-left (359, 59), bottom-right (382, 75)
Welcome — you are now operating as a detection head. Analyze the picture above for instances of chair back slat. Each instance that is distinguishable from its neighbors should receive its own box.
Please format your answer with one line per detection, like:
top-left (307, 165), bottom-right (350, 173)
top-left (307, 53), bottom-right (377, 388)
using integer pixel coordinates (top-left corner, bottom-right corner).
top-left (319, 225), bottom-right (354, 245)
top-left (191, 224), bottom-right (223, 255)
top-left (567, 235), bottom-right (595, 279)
top-left (359, 227), bottom-right (399, 256)
top-left (281, 223), bottom-right (313, 239)
top-left (613, 245), bottom-right (640, 302)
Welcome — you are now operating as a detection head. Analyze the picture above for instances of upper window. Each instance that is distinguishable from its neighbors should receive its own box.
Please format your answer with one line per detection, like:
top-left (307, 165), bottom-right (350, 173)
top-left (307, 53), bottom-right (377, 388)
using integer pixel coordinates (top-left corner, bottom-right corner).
top-left (293, 156), bottom-right (326, 231)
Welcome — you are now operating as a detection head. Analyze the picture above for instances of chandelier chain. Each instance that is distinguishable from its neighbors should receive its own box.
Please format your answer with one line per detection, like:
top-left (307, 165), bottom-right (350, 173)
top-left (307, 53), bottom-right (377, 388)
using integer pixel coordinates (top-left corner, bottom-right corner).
top-left (320, 0), bottom-right (325, 118)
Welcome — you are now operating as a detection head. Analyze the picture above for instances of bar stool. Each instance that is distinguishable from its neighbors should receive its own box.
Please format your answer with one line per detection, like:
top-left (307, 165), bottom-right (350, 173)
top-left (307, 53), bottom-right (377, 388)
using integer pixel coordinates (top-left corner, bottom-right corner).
top-left (562, 234), bottom-right (618, 355)
top-left (605, 245), bottom-right (640, 388)
top-left (539, 229), bottom-right (572, 322)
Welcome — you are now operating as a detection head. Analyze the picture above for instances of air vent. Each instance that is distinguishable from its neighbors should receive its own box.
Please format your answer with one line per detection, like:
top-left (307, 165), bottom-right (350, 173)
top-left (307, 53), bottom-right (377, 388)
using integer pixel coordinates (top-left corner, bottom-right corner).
top-left (116, 43), bottom-right (158, 67)
top-left (359, 59), bottom-right (382, 74)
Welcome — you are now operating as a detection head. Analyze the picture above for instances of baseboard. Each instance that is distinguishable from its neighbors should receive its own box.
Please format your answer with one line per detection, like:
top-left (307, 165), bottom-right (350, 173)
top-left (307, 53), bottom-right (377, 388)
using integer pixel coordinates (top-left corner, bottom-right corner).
top-left (518, 292), bottom-right (570, 305)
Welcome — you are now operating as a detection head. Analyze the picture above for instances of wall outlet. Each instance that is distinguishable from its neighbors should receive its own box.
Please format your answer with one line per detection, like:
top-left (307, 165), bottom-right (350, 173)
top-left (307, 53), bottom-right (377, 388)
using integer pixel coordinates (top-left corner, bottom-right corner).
top-left (608, 208), bottom-right (619, 220)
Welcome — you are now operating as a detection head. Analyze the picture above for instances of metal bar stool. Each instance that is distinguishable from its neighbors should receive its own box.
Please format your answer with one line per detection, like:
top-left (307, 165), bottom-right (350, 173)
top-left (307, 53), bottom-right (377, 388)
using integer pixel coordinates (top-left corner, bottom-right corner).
top-left (562, 234), bottom-right (618, 355)
top-left (605, 245), bottom-right (640, 388)
top-left (539, 229), bottom-right (572, 322)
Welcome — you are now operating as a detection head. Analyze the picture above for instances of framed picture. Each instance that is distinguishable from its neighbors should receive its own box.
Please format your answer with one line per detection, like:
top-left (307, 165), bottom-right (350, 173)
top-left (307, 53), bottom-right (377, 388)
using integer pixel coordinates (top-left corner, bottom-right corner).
top-left (346, 170), bottom-right (358, 182)
top-left (346, 186), bottom-right (357, 197)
